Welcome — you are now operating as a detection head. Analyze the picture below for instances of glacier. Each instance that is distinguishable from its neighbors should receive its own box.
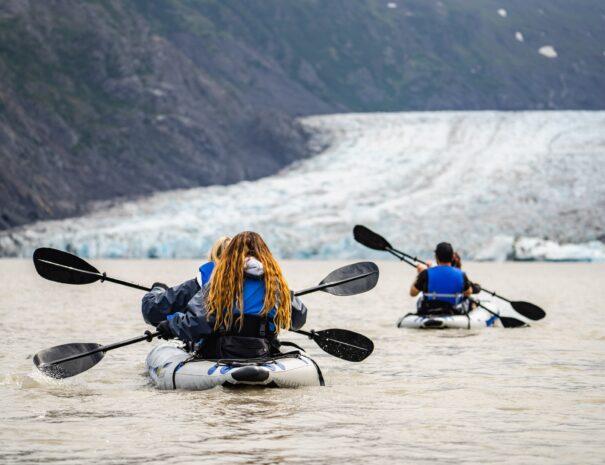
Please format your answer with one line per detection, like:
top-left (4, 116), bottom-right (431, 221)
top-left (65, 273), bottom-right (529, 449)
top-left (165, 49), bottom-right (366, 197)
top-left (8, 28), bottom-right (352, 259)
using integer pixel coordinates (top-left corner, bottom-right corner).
top-left (1, 111), bottom-right (604, 261)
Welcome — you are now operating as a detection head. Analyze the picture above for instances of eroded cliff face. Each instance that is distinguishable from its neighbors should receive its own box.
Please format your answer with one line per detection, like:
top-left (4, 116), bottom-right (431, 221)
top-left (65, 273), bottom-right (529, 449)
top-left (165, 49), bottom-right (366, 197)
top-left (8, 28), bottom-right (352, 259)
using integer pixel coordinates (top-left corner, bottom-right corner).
top-left (0, 1), bottom-right (311, 229)
top-left (1, 0), bottom-right (604, 230)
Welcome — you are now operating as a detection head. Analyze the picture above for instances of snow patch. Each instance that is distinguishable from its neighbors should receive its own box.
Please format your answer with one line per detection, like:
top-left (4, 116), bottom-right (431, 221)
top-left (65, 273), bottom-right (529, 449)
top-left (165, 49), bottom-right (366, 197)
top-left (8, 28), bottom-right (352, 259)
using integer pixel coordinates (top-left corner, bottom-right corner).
top-left (515, 32), bottom-right (524, 42)
top-left (497, 9), bottom-right (507, 17)
top-left (538, 45), bottom-right (558, 58)
top-left (477, 236), bottom-right (605, 262)
top-left (149, 88), bottom-right (165, 97)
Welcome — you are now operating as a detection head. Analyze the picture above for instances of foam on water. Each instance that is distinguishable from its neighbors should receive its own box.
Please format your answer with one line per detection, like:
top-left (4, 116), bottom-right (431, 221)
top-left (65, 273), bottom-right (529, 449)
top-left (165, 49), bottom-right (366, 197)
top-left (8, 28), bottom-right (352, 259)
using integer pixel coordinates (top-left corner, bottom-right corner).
top-left (1, 111), bottom-right (604, 261)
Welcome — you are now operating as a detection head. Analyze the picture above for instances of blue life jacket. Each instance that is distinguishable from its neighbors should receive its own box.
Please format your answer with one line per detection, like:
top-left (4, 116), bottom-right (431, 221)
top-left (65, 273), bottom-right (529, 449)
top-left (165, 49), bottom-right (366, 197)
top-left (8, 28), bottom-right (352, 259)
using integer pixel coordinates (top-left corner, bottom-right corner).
top-left (425, 266), bottom-right (465, 305)
top-left (236, 275), bottom-right (277, 333)
top-left (167, 261), bottom-right (217, 322)
top-left (198, 261), bottom-right (215, 287)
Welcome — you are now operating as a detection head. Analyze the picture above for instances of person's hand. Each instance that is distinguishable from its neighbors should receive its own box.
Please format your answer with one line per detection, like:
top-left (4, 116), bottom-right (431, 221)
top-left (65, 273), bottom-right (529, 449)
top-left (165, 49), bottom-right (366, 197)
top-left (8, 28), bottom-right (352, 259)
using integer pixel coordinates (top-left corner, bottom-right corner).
top-left (152, 282), bottom-right (168, 290)
top-left (471, 282), bottom-right (482, 294)
top-left (416, 263), bottom-right (427, 273)
top-left (425, 260), bottom-right (433, 268)
top-left (156, 320), bottom-right (174, 340)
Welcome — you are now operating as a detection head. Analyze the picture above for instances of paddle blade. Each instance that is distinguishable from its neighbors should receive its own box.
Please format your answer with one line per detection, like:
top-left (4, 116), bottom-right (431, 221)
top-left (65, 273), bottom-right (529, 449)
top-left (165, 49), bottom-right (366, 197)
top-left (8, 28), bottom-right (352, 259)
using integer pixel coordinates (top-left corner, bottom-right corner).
top-left (33, 343), bottom-right (104, 379)
top-left (33, 248), bottom-right (100, 285)
top-left (313, 329), bottom-right (374, 362)
top-left (499, 317), bottom-right (528, 328)
top-left (320, 262), bottom-right (379, 296)
top-left (511, 301), bottom-right (546, 321)
top-left (353, 225), bottom-right (392, 251)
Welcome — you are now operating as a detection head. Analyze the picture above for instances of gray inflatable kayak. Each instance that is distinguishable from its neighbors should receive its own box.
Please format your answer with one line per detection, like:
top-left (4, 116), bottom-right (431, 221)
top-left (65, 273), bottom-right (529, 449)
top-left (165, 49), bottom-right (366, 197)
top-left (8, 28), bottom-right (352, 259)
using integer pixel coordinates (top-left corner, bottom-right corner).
top-left (146, 343), bottom-right (324, 390)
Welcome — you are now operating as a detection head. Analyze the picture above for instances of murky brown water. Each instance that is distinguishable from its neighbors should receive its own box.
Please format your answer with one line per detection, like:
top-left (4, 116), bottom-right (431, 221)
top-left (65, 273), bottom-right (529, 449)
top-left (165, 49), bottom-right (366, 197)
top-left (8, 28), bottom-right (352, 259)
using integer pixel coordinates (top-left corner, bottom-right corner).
top-left (1, 260), bottom-right (604, 464)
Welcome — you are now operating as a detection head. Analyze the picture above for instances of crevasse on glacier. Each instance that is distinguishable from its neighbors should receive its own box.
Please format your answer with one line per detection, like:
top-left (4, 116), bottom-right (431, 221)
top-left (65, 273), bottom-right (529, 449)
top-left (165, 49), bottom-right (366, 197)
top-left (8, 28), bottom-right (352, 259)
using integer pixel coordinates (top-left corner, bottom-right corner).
top-left (1, 111), bottom-right (604, 261)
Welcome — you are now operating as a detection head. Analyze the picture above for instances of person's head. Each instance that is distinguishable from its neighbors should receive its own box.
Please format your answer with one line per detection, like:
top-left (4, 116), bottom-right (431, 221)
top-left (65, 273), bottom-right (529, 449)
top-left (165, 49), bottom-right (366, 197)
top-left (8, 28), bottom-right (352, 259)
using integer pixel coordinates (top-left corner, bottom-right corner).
top-left (206, 231), bottom-right (291, 333)
top-left (451, 251), bottom-right (462, 269)
top-left (434, 242), bottom-right (454, 264)
top-left (207, 236), bottom-right (231, 262)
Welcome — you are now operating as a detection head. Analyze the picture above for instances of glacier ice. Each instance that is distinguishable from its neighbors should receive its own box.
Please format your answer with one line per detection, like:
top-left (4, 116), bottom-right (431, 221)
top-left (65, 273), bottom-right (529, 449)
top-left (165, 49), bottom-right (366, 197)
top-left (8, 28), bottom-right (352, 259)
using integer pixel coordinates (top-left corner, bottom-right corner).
top-left (1, 111), bottom-right (604, 261)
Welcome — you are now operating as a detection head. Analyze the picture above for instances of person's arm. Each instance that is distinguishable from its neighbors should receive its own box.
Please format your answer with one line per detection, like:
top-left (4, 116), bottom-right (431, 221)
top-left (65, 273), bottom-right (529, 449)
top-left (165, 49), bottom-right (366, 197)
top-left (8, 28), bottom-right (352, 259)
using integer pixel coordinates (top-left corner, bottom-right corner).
top-left (141, 278), bottom-right (200, 326)
top-left (290, 293), bottom-right (308, 330)
top-left (165, 288), bottom-right (214, 343)
top-left (410, 269), bottom-right (427, 297)
top-left (462, 273), bottom-right (473, 297)
top-left (410, 284), bottom-right (421, 297)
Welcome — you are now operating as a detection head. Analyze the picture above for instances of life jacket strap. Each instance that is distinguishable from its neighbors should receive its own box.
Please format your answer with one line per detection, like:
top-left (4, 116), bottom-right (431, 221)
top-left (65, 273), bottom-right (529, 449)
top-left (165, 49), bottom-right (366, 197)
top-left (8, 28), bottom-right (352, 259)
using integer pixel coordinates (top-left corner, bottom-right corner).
top-left (424, 292), bottom-right (464, 304)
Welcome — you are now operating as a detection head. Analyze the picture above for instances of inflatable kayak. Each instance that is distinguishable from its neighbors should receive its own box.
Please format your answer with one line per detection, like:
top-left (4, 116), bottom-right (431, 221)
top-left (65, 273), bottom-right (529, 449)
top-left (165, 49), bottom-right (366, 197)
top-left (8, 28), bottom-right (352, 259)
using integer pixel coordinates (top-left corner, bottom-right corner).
top-left (397, 292), bottom-right (506, 329)
top-left (146, 343), bottom-right (324, 390)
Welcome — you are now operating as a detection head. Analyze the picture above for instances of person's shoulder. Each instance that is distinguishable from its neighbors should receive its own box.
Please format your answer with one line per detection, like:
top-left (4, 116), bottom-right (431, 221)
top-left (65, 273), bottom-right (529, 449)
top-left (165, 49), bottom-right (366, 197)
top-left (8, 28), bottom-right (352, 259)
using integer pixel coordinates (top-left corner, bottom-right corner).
top-left (197, 261), bottom-right (216, 287)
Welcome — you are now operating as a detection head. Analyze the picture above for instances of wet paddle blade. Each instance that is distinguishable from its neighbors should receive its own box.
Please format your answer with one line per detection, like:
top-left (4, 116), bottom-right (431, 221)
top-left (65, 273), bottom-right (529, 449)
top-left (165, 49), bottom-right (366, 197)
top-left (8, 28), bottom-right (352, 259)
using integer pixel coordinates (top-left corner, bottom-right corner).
top-left (320, 262), bottom-right (379, 296)
top-left (33, 343), bottom-right (104, 379)
top-left (511, 301), bottom-right (546, 321)
top-left (33, 248), bottom-right (101, 285)
top-left (353, 225), bottom-right (392, 251)
top-left (313, 329), bottom-right (374, 362)
top-left (499, 317), bottom-right (528, 328)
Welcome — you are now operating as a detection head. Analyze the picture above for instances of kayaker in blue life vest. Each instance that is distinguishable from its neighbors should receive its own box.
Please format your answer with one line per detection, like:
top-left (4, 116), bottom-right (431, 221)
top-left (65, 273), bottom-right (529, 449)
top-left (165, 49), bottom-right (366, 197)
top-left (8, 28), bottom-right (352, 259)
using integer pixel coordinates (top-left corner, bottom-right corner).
top-left (141, 236), bottom-right (232, 329)
top-left (410, 242), bottom-right (474, 315)
top-left (141, 231), bottom-right (308, 359)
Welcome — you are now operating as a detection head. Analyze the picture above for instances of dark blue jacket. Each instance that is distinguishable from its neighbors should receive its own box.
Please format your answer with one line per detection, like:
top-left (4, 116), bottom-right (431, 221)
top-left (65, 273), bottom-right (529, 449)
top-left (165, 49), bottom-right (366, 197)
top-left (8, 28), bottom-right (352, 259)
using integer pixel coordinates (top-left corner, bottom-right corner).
top-left (141, 262), bottom-right (307, 344)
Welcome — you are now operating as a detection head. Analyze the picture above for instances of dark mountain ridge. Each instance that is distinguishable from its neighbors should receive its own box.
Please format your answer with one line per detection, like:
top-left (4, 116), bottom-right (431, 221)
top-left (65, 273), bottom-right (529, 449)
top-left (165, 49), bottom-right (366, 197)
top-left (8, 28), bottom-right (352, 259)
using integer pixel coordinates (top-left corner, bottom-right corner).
top-left (1, 0), bottom-right (603, 230)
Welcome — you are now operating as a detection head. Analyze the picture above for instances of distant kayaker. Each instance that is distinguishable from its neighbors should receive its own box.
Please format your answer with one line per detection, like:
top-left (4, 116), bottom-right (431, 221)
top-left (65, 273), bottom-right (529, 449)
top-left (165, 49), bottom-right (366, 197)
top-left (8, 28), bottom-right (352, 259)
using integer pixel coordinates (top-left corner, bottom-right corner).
top-left (142, 231), bottom-right (307, 359)
top-left (410, 242), bottom-right (474, 315)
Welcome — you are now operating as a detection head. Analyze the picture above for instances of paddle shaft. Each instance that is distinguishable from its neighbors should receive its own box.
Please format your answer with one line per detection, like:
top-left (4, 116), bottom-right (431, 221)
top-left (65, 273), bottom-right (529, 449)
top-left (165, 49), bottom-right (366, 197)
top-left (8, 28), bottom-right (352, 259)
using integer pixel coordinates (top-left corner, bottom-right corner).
top-left (43, 332), bottom-right (159, 367)
top-left (39, 258), bottom-right (374, 296)
top-left (294, 270), bottom-right (377, 296)
top-left (37, 259), bottom-right (151, 291)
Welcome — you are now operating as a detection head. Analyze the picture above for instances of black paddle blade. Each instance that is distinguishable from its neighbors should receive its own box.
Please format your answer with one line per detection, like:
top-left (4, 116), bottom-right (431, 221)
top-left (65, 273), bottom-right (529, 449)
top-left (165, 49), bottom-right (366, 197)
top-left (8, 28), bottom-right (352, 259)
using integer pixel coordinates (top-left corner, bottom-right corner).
top-left (313, 329), bottom-right (374, 362)
top-left (499, 317), bottom-right (528, 328)
top-left (353, 225), bottom-right (392, 251)
top-left (33, 248), bottom-right (100, 285)
top-left (33, 343), bottom-right (104, 379)
top-left (320, 262), bottom-right (379, 296)
top-left (511, 301), bottom-right (546, 321)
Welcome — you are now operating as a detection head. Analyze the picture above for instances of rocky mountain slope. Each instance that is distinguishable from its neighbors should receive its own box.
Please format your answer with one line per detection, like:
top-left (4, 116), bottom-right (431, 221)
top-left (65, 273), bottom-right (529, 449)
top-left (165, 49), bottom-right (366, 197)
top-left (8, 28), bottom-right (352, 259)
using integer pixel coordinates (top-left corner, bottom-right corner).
top-left (1, 0), bottom-right (603, 230)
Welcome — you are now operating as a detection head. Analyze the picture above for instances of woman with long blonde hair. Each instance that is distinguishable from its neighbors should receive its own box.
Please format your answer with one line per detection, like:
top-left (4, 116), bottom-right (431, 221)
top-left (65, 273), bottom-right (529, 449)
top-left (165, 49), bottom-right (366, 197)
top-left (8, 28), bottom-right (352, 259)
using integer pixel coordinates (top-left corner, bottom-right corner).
top-left (151, 231), bottom-right (307, 359)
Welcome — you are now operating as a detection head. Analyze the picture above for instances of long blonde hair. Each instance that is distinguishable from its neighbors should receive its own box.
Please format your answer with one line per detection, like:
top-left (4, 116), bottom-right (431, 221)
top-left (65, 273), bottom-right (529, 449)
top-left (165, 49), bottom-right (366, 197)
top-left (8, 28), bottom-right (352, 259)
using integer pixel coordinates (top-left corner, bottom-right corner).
top-left (207, 236), bottom-right (231, 262)
top-left (206, 231), bottom-right (291, 333)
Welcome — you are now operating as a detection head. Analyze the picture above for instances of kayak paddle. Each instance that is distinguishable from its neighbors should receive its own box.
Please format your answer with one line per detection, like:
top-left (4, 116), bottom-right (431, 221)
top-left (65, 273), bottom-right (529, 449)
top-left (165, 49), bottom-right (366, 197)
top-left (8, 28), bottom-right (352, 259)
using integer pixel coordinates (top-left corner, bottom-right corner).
top-left (34, 327), bottom-right (372, 379)
top-left (33, 248), bottom-right (150, 291)
top-left (33, 247), bottom-right (379, 297)
top-left (294, 261), bottom-right (379, 296)
top-left (34, 331), bottom-right (158, 379)
top-left (353, 225), bottom-right (542, 326)
top-left (294, 329), bottom-right (373, 362)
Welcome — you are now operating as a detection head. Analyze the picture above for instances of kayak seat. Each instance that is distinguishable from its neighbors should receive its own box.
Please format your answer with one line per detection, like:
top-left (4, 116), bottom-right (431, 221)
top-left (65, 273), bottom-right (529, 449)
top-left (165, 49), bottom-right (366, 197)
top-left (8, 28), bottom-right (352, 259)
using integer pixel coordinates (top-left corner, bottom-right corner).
top-left (423, 319), bottom-right (445, 328)
top-left (230, 365), bottom-right (271, 382)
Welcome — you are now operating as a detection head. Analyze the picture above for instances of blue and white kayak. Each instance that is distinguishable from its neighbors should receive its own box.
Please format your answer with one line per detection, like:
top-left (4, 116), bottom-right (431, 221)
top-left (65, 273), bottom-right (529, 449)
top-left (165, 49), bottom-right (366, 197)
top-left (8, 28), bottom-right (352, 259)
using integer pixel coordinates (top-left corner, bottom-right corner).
top-left (146, 343), bottom-right (324, 390)
top-left (397, 292), bottom-right (508, 329)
